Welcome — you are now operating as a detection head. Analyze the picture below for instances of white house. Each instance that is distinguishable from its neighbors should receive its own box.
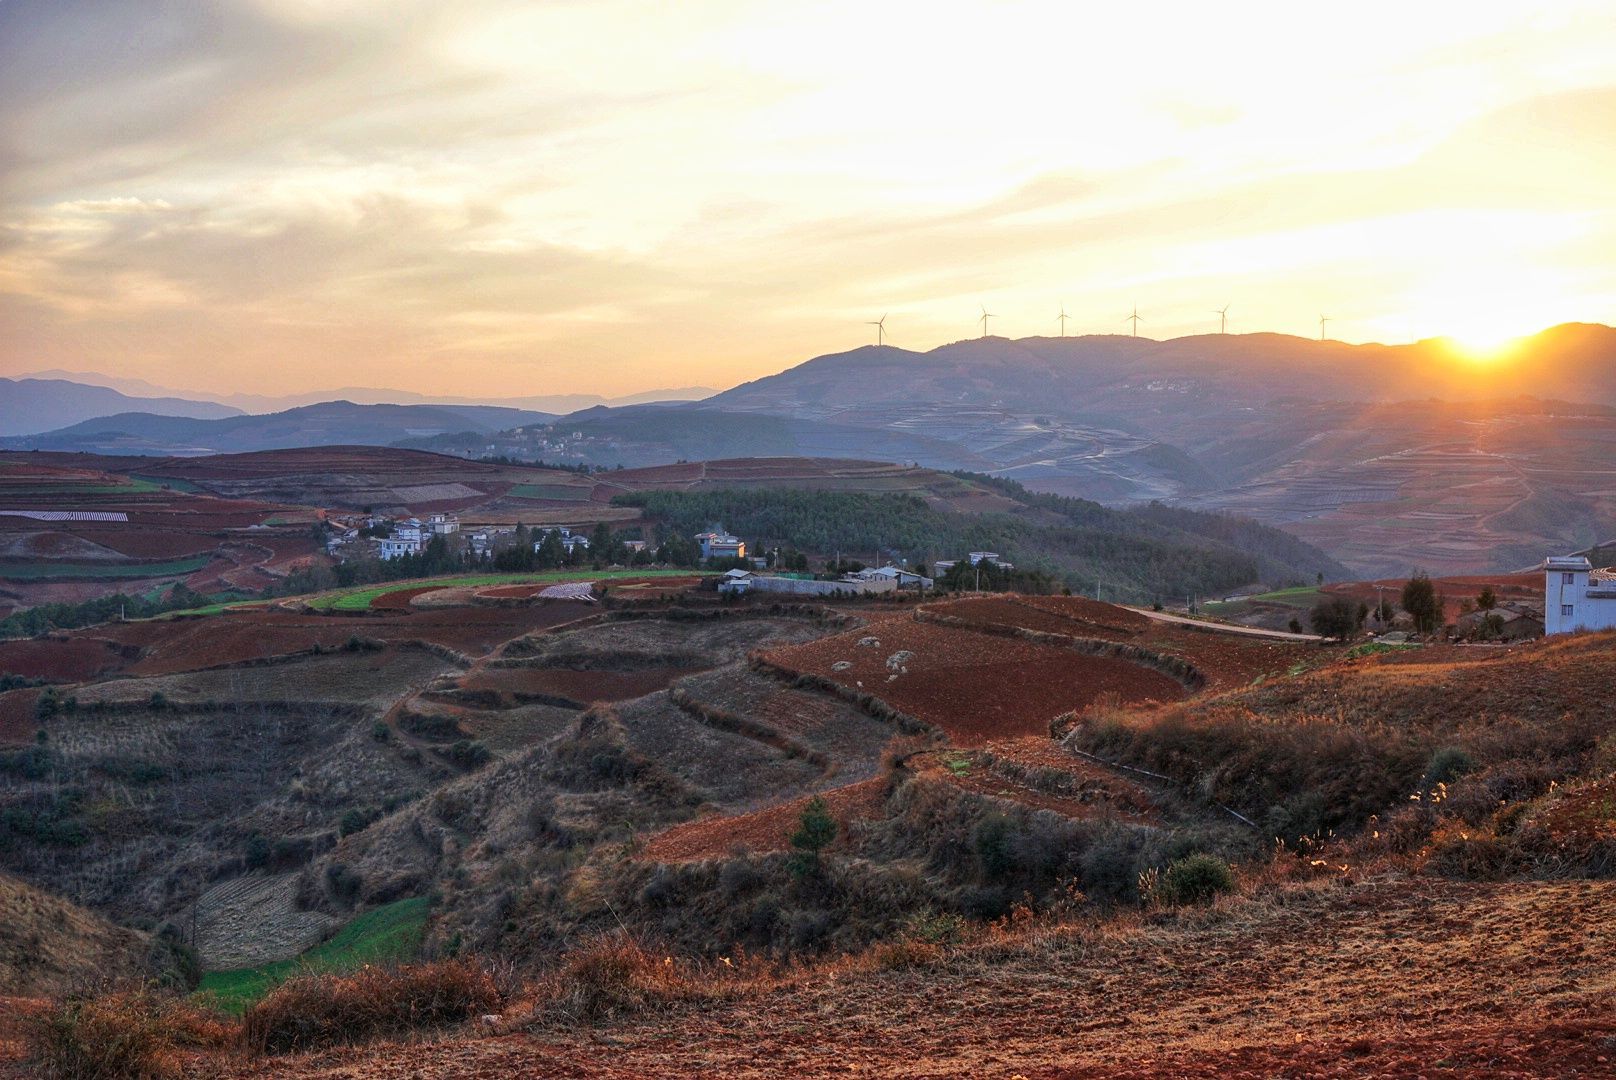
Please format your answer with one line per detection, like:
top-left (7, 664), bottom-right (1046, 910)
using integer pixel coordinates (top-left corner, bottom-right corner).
top-left (425, 513), bottom-right (460, 536)
top-left (535, 526), bottom-right (590, 556)
top-left (379, 522), bottom-right (423, 560)
top-left (1544, 555), bottom-right (1616, 634)
top-left (853, 566), bottom-right (934, 590)
top-left (695, 525), bottom-right (746, 560)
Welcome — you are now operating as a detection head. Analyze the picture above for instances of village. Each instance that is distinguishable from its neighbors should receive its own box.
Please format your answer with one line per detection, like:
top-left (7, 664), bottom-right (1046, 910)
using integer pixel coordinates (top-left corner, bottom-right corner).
top-left (321, 511), bottom-right (1616, 639)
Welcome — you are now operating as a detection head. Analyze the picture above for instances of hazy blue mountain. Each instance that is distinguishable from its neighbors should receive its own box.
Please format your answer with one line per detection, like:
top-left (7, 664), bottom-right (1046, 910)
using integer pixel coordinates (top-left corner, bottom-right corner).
top-left (19, 370), bottom-right (716, 415)
top-left (2, 400), bottom-right (555, 455)
top-left (0, 378), bottom-right (243, 437)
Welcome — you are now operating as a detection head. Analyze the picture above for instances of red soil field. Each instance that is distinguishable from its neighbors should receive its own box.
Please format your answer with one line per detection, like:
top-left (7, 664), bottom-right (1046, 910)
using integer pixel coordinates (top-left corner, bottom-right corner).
top-left (58, 527), bottom-right (219, 560)
top-left (766, 617), bottom-right (1185, 745)
top-left (370, 586), bottom-right (454, 610)
top-left (0, 637), bottom-right (129, 683)
top-left (923, 597), bottom-right (1143, 642)
top-left (28, 601), bottom-right (603, 677)
top-left (1015, 594), bottom-right (1155, 631)
top-left (0, 688), bottom-right (43, 744)
top-left (642, 778), bottom-right (888, 861)
top-left (456, 666), bottom-right (686, 705)
top-left (931, 596), bottom-right (1319, 691)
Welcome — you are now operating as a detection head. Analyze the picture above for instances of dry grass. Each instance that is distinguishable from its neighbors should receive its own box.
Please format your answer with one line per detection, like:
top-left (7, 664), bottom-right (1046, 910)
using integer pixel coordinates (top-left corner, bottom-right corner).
top-left (26, 987), bottom-right (230, 1080)
top-left (238, 959), bottom-right (499, 1056)
top-left (515, 933), bottom-right (762, 1028)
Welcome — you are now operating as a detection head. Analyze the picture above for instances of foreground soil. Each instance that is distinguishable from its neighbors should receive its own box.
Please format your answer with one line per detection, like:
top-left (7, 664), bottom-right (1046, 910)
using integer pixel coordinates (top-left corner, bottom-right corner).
top-left (184, 876), bottom-right (1615, 1078)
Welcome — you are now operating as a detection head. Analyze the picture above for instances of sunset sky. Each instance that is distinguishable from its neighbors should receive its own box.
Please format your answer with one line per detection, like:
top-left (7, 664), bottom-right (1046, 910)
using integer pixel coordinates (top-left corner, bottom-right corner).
top-left (2, 1), bottom-right (1614, 398)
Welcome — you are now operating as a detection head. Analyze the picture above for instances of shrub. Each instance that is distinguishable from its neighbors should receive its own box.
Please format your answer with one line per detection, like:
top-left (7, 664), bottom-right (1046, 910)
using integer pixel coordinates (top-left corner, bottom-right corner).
top-left (244, 832), bottom-right (272, 870)
top-left (339, 809), bottom-right (373, 837)
top-left (1423, 746), bottom-right (1477, 789)
top-left (540, 936), bottom-right (696, 1026)
top-left (972, 813), bottom-right (1014, 882)
top-left (370, 721), bottom-right (390, 742)
top-left (1159, 854), bottom-right (1235, 905)
top-left (29, 988), bottom-right (228, 1079)
top-left (441, 740), bottom-right (491, 769)
top-left (324, 863), bottom-right (363, 903)
top-left (240, 959), bottom-right (498, 1055)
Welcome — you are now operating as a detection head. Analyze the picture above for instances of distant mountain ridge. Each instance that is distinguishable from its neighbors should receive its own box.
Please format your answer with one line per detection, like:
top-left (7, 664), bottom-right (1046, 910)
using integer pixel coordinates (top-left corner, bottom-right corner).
top-left (0, 400), bottom-right (556, 456)
top-left (18, 370), bottom-right (716, 415)
top-left (0, 377), bottom-right (243, 437)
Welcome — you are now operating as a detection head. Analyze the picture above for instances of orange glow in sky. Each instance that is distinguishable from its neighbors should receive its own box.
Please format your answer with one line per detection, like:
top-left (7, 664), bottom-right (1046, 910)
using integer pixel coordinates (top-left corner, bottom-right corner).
top-left (1, 1), bottom-right (1613, 397)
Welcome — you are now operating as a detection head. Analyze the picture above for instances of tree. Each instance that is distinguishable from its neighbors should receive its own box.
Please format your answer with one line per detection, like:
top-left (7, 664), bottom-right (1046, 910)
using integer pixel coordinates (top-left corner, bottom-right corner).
top-left (789, 796), bottom-right (836, 876)
top-left (590, 521), bottom-right (616, 563)
top-left (1477, 584), bottom-right (1497, 611)
top-left (1401, 572), bottom-right (1442, 635)
top-left (1308, 596), bottom-right (1362, 640)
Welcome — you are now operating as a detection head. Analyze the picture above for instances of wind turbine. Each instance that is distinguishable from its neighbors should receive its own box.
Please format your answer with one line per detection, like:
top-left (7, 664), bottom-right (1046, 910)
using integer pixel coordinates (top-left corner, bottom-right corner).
top-left (1125, 305), bottom-right (1142, 337)
top-left (1319, 315), bottom-right (1331, 341)
top-left (1214, 304), bottom-right (1230, 334)
top-left (866, 313), bottom-right (888, 347)
top-left (979, 305), bottom-right (995, 338)
top-left (1058, 303), bottom-right (1071, 337)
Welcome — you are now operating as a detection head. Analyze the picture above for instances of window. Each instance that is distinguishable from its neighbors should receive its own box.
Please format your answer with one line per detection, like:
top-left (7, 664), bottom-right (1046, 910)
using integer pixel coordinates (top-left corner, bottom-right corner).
top-left (1562, 604), bottom-right (1575, 617)
top-left (1563, 572), bottom-right (1576, 585)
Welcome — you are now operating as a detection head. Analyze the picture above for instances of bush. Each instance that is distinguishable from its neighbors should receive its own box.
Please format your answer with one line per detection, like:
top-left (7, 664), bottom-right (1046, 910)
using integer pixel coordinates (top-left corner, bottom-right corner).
top-left (244, 832), bottom-right (272, 870)
top-left (1159, 854), bottom-right (1235, 905)
top-left (441, 740), bottom-right (491, 769)
top-left (29, 988), bottom-right (228, 1079)
top-left (1422, 746), bottom-right (1477, 789)
top-left (972, 813), bottom-right (1014, 882)
top-left (240, 959), bottom-right (498, 1055)
top-left (541, 936), bottom-right (697, 1026)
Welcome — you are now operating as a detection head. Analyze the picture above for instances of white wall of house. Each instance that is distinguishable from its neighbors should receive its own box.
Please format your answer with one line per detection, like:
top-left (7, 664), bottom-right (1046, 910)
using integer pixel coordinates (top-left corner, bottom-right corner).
top-left (1544, 556), bottom-right (1616, 634)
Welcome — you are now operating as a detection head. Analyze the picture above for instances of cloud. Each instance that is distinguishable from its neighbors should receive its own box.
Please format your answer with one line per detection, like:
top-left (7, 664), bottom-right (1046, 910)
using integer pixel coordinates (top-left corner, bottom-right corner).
top-left (1, 1), bottom-right (1614, 395)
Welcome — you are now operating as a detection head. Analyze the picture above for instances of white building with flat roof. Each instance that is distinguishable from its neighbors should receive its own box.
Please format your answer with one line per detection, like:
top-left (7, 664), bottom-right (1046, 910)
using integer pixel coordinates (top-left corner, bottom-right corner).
top-left (1544, 555), bottom-right (1616, 634)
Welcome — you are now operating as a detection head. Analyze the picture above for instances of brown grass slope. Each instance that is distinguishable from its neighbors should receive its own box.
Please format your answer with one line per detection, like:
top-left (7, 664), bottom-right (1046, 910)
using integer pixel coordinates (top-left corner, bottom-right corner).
top-left (0, 873), bottom-right (150, 997)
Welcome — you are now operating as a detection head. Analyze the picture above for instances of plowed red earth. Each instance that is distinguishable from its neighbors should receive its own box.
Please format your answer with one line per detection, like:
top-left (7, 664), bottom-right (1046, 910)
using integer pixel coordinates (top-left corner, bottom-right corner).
top-left (767, 618), bottom-right (1184, 745)
top-left (457, 666), bottom-right (687, 705)
top-left (926, 597), bottom-right (1316, 691)
top-left (368, 586), bottom-right (450, 610)
top-left (923, 597), bottom-right (1142, 641)
top-left (24, 602), bottom-right (599, 676)
top-left (643, 778), bottom-right (888, 861)
top-left (0, 637), bottom-right (127, 682)
top-left (170, 878), bottom-right (1616, 1079)
top-left (0, 689), bottom-right (42, 744)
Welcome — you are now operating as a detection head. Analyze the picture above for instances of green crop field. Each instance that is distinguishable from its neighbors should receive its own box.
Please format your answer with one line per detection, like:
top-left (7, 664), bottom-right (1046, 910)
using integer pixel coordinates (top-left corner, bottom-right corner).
top-left (509, 482), bottom-right (594, 501)
top-left (1205, 585), bottom-right (1326, 614)
top-left (310, 568), bottom-right (702, 612)
top-left (0, 554), bottom-right (214, 581)
top-left (127, 473), bottom-right (202, 493)
top-left (195, 897), bottom-right (429, 1014)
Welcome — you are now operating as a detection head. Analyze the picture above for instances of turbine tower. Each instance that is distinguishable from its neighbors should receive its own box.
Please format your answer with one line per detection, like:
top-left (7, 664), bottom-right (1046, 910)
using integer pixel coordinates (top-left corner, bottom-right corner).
top-left (1319, 315), bottom-right (1331, 341)
top-left (1214, 304), bottom-right (1230, 334)
top-left (1058, 303), bottom-right (1071, 337)
top-left (1125, 305), bottom-right (1142, 337)
top-left (866, 313), bottom-right (888, 347)
top-left (979, 305), bottom-right (995, 338)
